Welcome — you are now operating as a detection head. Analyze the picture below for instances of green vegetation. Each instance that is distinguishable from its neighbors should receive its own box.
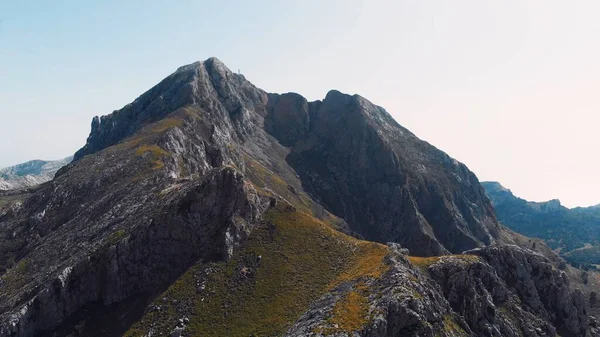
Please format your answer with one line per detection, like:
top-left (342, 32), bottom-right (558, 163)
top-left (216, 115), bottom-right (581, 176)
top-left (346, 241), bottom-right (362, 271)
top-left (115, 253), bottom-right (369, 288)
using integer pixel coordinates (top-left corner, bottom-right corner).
top-left (149, 117), bottom-right (183, 133)
top-left (333, 241), bottom-right (389, 286)
top-left (1, 258), bottom-right (31, 293)
top-left (442, 315), bottom-right (468, 335)
top-left (327, 290), bottom-right (369, 333)
top-left (564, 246), bottom-right (600, 270)
top-left (135, 145), bottom-right (170, 169)
top-left (106, 230), bottom-right (127, 246)
top-left (127, 204), bottom-right (390, 337)
top-left (242, 156), bottom-right (346, 231)
top-left (408, 256), bottom-right (442, 269)
top-left (110, 106), bottom-right (196, 155)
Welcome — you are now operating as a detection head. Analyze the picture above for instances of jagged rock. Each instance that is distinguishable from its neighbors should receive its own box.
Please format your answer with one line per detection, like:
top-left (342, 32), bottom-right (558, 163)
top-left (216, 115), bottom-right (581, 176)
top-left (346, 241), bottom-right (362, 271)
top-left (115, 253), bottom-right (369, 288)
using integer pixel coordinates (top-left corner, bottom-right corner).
top-left (285, 247), bottom-right (471, 337)
top-left (468, 245), bottom-right (590, 336)
top-left (170, 326), bottom-right (184, 337)
top-left (0, 164), bottom-right (270, 337)
top-left (287, 246), bottom-right (596, 337)
top-left (428, 245), bottom-right (593, 337)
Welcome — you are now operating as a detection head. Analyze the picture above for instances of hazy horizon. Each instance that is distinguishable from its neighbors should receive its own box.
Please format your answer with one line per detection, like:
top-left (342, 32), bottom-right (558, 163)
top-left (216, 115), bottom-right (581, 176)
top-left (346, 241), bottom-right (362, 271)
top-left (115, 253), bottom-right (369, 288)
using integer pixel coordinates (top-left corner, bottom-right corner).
top-left (2, 1), bottom-right (599, 208)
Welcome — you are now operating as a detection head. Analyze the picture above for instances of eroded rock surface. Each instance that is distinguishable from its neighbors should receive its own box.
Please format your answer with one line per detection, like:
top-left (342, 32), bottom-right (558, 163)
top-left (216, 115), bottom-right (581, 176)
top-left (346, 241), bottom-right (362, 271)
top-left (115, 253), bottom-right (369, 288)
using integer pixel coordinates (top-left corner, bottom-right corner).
top-left (287, 245), bottom-right (597, 337)
top-left (285, 244), bottom-right (472, 337)
top-left (428, 245), bottom-right (596, 337)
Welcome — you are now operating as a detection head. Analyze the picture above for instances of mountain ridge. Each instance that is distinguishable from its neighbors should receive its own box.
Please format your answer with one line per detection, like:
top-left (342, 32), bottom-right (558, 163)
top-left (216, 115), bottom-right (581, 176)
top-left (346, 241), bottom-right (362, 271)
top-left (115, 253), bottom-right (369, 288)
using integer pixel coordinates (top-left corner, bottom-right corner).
top-left (0, 156), bottom-right (73, 191)
top-left (482, 181), bottom-right (600, 210)
top-left (0, 58), bottom-right (595, 337)
top-left (482, 180), bottom-right (600, 266)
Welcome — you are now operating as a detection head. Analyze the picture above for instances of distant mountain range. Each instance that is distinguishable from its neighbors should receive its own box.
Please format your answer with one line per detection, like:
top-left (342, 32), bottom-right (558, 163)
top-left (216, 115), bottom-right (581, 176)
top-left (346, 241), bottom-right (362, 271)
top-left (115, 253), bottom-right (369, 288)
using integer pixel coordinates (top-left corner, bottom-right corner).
top-left (482, 181), bottom-right (600, 266)
top-left (0, 156), bottom-right (73, 191)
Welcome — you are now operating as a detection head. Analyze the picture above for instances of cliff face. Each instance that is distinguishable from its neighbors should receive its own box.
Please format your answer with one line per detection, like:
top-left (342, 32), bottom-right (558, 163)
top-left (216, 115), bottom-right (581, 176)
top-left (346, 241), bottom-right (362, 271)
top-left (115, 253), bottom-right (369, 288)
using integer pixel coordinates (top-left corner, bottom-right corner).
top-left (0, 58), bottom-right (594, 337)
top-left (268, 90), bottom-right (500, 256)
top-left (429, 245), bottom-right (592, 337)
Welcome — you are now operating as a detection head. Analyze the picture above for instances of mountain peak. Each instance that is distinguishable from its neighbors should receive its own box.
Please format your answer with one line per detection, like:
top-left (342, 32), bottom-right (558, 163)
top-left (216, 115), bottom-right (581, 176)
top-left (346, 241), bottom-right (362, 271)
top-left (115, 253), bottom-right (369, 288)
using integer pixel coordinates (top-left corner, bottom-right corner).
top-left (481, 181), bottom-right (511, 193)
top-left (482, 181), bottom-right (564, 210)
top-left (74, 57), bottom-right (259, 161)
top-left (204, 56), bottom-right (226, 67)
top-left (174, 56), bottom-right (226, 72)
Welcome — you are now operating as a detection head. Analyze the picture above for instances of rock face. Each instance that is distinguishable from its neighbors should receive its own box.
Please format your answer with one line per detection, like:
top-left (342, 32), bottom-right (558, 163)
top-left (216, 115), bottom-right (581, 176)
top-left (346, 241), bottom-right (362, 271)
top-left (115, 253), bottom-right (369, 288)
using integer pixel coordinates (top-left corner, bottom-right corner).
top-left (0, 162), bottom-right (269, 336)
top-left (0, 157), bottom-right (72, 191)
top-left (429, 245), bottom-right (593, 337)
top-left (285, 244), bottom-right (473, 337)
top-left (286, 245), bottom-right (597, 337)
top-left (0, 58), bottom-right (595, 337)
top-left (270, 90), bottom-right (500, 256)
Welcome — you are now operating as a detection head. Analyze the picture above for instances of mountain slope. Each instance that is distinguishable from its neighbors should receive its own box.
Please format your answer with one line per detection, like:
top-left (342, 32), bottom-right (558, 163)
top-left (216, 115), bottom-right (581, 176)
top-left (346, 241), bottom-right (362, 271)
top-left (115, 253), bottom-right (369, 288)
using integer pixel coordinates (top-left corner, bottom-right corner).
top-left (0, 58), bottom-right (594, 337)
top-left (482, 181), bottom-right (600, 265)
top-left (0, 157), bottom-right (72, 191)
top-left (74, 58), bottom-right (502, 256)
top-left (266, 90), bottom-right (501, 256)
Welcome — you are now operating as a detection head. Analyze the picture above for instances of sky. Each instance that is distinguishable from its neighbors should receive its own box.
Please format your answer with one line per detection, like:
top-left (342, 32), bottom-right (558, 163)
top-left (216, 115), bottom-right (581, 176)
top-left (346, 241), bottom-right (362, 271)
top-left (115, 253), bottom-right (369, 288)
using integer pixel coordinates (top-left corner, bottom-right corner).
top-left (1, 0), bottom-right (599, 208)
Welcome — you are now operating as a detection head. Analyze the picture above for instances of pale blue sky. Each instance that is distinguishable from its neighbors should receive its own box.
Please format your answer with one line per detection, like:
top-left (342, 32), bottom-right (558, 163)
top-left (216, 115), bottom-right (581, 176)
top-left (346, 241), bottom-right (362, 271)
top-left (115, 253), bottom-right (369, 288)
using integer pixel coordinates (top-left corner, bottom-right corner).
top-left (1, 1), bottom-right (600, 207)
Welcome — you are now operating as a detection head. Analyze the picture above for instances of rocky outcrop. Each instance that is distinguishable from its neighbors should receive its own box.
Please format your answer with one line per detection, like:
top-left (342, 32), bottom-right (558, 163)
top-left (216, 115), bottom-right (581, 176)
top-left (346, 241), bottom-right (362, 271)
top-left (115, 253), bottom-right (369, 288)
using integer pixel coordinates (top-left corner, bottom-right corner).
top-left (0, 164), bottom-right (269, 337)
top-left (428, 245), bottom-right (595, 337)
top-left (285, 244), bottom-right (472, 337)
top-left (470, 245), bottom-right (589, 336)
top-left (285, 245), bottom-right (597, 337)
top-left (0, 99), bottom-right (271, 336)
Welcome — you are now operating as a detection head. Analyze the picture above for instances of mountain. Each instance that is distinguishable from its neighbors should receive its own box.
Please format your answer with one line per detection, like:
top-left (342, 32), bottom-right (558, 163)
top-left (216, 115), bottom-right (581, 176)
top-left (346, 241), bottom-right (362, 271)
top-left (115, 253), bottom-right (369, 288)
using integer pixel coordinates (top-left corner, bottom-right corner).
top-left (482, 181), bottom-right (600, 265)
top-left (0, 58), bottom-right (595, 337)
top-left (73, 60), bottom-right (501, 257)
top-left (0, 157), bottom-right (73, 191)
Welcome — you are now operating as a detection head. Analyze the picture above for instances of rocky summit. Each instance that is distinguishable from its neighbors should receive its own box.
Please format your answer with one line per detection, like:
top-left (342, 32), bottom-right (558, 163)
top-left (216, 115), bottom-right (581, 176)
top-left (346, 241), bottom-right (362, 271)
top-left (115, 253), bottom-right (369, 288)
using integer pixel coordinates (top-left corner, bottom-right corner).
top-left (0, 58), bottom-right (596, 337)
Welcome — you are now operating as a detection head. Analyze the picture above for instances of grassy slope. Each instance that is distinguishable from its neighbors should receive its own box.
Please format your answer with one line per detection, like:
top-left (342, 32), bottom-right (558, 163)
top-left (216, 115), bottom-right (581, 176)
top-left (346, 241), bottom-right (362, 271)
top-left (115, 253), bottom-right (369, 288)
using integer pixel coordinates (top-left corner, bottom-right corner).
top-left (126, 204), bottom-right (389, 337)
top-left (121, 111), bottom-right (461, 336)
